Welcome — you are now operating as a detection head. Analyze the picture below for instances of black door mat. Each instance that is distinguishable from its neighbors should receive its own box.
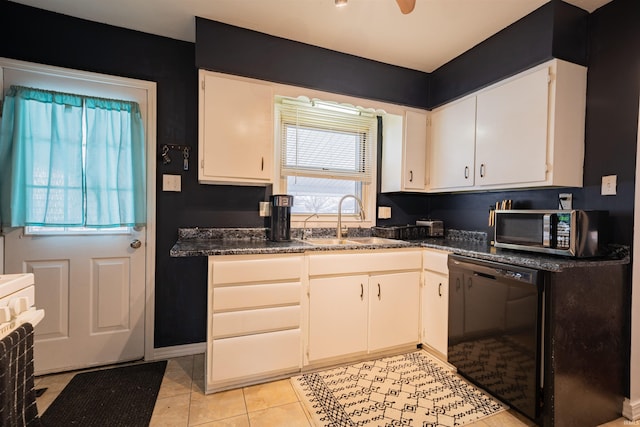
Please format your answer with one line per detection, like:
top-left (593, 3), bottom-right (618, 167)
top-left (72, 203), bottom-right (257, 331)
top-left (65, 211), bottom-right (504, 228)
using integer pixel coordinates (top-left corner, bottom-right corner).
top-left (40, 361), bottom-right (167, 427)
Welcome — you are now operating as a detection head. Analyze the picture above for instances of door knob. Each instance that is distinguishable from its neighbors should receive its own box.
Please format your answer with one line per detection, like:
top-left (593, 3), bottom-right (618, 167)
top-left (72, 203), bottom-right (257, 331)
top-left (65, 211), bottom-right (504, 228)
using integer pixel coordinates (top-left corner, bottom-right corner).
top-left (130, 239), bottom-right (142, 249)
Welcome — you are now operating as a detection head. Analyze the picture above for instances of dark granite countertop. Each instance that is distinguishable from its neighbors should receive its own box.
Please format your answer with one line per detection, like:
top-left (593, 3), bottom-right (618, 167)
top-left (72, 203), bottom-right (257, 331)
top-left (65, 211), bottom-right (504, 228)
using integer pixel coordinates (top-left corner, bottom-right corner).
top-left (170, 227), bottom-right (629, 272)
top-left (417, 237), bottom-right (629, 272)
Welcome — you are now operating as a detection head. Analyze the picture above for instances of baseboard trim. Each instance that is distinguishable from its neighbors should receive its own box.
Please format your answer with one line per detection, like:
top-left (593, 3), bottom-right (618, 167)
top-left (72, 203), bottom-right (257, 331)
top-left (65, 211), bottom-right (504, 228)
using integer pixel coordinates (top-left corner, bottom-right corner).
top-left (148, 342), bottom-right (206, 361)
top-left (623, 398), bottom-right (640, 421)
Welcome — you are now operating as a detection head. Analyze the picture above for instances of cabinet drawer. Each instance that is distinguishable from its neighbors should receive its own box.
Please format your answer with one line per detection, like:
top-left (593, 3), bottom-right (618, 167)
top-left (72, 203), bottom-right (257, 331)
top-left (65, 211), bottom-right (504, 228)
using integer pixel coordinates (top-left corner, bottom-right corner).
top-left (212, 306), bottom-right (300, 338)
top-left (211, 255), bottom-right (302, 284)
top-left (209, 329), bottom-right (301, 384)
top-left (308, 250), bottom-right (421, 276)
top-left (423, 249), bottom-right (450, 274)
top-left (213, 282), bottom-right (301, 311)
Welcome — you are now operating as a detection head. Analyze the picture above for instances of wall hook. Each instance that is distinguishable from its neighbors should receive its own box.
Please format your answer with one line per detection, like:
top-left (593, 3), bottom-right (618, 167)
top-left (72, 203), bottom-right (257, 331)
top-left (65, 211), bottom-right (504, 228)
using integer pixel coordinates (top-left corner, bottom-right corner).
top-left (160, 144), bottom-right (191, 167)
top-left (161, 145), bottom-right (171, 164)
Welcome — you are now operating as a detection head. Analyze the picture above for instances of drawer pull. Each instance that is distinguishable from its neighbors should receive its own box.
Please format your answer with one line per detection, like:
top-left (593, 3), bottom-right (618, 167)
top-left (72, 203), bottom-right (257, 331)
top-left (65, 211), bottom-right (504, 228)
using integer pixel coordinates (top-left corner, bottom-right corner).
top-left (377, 283), bottom-right (381, 300)
top-left (360, 283), bottom-right (364, 300)
top-left (438, 282), bottom-right (442, 297)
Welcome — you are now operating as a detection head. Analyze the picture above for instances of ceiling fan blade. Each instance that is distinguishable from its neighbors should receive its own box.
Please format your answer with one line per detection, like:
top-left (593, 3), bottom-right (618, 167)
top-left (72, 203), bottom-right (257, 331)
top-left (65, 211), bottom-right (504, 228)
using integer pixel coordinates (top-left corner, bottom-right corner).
top-left (395, 0), bottom-right (416, 14)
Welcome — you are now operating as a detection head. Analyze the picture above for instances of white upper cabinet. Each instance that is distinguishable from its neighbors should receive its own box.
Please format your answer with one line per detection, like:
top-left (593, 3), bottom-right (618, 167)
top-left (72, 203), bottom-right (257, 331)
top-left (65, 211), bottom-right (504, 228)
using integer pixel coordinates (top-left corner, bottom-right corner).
top-left (475, 66), bottom-right (549, 187)
top-left (198, 70), bottom-right (273, 185)
top-left (428, 59), bottom-right (587, 192)
top-left (381, 110), bottom-right (428, 192)
top-left (429, 97), bottom-right (477, 190)
top-left (404, 110), bottom-right (428, 190)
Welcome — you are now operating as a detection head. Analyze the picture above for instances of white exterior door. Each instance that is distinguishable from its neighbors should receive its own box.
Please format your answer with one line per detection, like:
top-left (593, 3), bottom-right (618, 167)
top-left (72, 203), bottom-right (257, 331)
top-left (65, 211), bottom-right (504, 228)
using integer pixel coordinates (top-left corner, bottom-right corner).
top-left (5, 229), bottom-right (146, 374)
top-left (0, 58), bottom-right (156, 375)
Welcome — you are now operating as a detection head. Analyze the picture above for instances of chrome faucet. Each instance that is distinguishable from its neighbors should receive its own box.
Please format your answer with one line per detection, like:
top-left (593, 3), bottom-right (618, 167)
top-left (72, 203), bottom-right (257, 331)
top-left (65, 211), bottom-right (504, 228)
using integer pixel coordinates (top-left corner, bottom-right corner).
top-left (302, 213), bottom-right (318, 240)
top-left (337, 195), bottom-right (365, 239)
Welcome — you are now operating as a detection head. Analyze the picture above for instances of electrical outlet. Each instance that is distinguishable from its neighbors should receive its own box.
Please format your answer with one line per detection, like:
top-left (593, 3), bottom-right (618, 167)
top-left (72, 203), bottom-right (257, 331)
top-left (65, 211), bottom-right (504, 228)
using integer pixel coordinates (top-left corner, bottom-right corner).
top-left (378, 206), bottom-right (392, 219)
top-left (558, 193), bottom-right (572, 210)
top-left (601, 175), bottom-right (617, 196)
top-left (162, 174), bottom-right (181, 192)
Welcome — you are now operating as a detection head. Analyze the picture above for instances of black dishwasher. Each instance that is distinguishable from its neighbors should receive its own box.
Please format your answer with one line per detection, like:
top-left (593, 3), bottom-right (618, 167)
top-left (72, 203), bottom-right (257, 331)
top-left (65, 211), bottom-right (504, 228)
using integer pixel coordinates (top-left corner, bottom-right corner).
top-left (447, 254), bottom-right (544, 422)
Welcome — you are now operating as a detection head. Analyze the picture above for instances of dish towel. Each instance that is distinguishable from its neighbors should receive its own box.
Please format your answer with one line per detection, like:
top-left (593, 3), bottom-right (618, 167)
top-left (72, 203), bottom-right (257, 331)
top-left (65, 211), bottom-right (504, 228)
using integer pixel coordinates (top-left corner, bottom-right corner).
top-left (0, 323), bottom-right (41, 427)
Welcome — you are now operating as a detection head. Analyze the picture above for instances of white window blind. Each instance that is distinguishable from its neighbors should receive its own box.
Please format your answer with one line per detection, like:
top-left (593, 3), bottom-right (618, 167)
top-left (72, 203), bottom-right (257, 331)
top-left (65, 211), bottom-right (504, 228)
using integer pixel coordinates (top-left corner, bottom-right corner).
top-left (278, 98), bottom-right (376, 183)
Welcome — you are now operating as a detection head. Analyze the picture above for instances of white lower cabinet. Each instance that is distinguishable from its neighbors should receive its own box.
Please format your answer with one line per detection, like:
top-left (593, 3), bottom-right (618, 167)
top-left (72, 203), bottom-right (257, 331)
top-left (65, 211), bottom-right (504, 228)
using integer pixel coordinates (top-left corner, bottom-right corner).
top-left (205, 248), bottom-right (442, 391)
top-left (206, 254), bottom-right (303, 393)
top-left (308, 275), bottom-right (369, 361)
top-left (210, 330), bottom-right (301, 384)
top-left (306, 249), bottom-right (422, 365)
top-left (421, 249), bottom-right (450, 357)
top-left (369, 271), bottom-right (421, 351)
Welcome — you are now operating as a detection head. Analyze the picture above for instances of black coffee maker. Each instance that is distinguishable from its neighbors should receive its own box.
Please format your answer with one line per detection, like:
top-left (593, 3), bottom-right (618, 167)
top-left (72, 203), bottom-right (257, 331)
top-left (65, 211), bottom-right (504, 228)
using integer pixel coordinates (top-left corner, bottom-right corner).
top-left (269, 194), bottom-right (293, 241)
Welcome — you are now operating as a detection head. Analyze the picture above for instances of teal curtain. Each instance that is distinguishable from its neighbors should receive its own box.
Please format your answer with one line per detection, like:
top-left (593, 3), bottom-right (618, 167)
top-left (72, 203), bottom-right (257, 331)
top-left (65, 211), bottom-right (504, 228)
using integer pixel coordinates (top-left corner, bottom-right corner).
top-left (85, 97), bottom-right (146, 227)
top-left (0, 86), bottom-right (84, 226)
top-left (0, 86), bottom-right (146, 228)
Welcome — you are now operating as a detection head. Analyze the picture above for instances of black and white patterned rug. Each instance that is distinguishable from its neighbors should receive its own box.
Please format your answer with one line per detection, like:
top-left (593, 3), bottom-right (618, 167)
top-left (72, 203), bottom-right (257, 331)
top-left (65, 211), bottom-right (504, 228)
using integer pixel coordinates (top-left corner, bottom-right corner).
top-left (292, 351), bottom-right (506, 427)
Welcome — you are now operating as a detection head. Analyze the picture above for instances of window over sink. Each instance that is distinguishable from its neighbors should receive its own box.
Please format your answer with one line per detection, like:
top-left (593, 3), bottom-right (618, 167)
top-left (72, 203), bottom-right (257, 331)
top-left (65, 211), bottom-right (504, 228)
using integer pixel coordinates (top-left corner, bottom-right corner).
top-left (274, 96), bottom-right (378, 227)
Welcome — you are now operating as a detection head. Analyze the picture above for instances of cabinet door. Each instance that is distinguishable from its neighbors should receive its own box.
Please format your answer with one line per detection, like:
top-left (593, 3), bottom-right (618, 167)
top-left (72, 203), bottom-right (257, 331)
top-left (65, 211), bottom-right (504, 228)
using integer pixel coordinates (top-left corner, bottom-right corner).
top-left (422, 271), bottom-right (448, 356)
top-left (369, 271), bottom-right (420, 351)
top-left (209, 329), bottom-right (300, 387)
top-left (403, 111), bottom-right (427, 190)
top-left (429, 97), bottom-right (476, 190)
top-left (200, 72), bottom-right (273, 184)
top-left (475, 67), bottom-right (549, 186)
top-left (308, 275), bottom-right (368, 362)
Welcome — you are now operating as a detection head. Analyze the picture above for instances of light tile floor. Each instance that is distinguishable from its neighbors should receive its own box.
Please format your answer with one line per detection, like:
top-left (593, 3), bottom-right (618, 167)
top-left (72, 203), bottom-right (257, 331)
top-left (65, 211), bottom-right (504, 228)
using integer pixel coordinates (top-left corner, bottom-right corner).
top-left (34, 354), bottom-right (630, 427)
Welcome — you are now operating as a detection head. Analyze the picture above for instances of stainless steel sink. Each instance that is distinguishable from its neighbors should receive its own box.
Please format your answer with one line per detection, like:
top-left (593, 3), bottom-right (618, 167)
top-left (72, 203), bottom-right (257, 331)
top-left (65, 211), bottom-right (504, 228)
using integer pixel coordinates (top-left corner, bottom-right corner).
top-left (302, 236), bottom-right (406, 246)
top-left (304, 238), bottom-right (359, 245)
top-left (346, 237), bottom-right (406, 245)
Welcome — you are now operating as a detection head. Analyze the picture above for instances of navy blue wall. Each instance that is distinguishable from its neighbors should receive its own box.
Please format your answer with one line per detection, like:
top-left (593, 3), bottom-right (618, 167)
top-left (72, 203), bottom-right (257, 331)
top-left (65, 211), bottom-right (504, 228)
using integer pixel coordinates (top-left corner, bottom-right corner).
top-left (195, 18), bottom-right (430, 109)
top-left (429, 0), bottom-right (587, 107)
top-left (1, 0), bottom-right (638, 348)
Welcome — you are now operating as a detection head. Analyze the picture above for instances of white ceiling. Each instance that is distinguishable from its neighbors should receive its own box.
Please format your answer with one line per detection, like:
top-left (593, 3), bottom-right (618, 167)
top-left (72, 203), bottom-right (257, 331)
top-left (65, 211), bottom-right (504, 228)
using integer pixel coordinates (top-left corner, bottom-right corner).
top-left (11, 0), bottom-right (612, 72)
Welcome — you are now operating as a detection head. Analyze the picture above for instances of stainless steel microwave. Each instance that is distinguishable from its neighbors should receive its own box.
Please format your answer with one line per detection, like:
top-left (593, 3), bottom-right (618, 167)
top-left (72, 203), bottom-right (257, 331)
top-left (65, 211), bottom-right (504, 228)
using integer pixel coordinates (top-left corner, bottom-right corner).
top-left (493, 210), bottom-right (609, 257)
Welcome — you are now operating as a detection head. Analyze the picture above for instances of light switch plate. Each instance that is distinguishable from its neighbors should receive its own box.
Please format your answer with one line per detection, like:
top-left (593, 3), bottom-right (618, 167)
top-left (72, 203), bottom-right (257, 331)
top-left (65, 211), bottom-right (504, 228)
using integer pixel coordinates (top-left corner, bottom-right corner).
top-left (601, 175), bottom-right (617, 196)
top-left (162, 174), bottom-right (181, 192)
